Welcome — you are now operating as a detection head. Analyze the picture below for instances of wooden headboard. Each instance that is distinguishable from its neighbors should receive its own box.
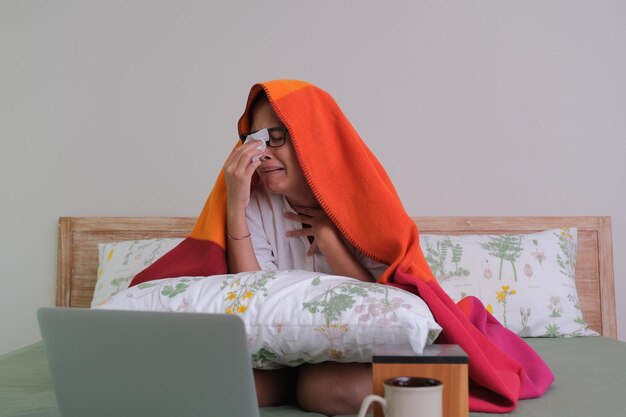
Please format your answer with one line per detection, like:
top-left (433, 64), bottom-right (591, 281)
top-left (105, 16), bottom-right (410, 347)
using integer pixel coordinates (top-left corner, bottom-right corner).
top-left (57, 216), bottom-right (617, 339)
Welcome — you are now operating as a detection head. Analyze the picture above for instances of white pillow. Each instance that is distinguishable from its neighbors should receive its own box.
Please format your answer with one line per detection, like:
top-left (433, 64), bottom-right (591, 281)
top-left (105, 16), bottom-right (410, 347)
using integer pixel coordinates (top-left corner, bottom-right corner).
top-left (92, 238), bottom-right (184, 307)
top-left (95, 270), bottom-right (442, 369)
top-left (420, 228), bottom-right (596, 337)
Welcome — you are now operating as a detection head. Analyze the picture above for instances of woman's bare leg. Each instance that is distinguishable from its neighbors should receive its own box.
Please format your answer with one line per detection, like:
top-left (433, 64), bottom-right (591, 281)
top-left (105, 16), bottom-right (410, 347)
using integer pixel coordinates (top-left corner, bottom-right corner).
top-left (253, 367), bottom-right (298, 407)
top-left (296, 362), bottom-right (372, 416)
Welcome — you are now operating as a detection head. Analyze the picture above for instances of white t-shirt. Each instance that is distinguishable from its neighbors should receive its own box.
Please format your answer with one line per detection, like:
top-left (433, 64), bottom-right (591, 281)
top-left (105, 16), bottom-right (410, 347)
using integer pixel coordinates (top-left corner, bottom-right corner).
top-left (246, 183), bottom-right (388, 279)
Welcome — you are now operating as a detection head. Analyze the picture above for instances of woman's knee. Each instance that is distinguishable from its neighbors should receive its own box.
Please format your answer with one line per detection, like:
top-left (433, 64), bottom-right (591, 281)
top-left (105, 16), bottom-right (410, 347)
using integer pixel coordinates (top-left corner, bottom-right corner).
top-left (296, 362), bottom-right (372, 415)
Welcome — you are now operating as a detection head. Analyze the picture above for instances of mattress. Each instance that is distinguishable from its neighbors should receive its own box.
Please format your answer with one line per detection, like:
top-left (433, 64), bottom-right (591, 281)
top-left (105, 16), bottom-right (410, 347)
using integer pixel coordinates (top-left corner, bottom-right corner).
top-left (1, 337), bottom-right (625, 417)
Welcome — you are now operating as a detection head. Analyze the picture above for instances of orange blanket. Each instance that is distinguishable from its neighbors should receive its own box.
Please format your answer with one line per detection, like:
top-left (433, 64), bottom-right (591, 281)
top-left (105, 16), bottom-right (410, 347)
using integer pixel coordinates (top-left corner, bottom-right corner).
top-left (131, 79), bottom-right (554, 412)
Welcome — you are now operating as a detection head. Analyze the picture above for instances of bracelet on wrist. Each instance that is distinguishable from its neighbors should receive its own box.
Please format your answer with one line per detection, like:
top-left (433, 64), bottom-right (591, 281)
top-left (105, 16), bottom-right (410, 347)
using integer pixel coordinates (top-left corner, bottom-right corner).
top-left (226, 232), bottom-right (251, 240)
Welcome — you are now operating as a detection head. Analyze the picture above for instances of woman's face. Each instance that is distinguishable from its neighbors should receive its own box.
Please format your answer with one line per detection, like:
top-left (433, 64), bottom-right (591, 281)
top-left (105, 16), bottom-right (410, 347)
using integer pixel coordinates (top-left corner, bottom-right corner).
top-left (249, 98), bottom-right (309, 200)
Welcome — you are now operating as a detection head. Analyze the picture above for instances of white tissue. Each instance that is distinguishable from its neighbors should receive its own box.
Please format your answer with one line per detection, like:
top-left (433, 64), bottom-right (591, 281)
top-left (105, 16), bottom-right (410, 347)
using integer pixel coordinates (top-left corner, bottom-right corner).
top-left (243, 128), bottom-right (268, 162)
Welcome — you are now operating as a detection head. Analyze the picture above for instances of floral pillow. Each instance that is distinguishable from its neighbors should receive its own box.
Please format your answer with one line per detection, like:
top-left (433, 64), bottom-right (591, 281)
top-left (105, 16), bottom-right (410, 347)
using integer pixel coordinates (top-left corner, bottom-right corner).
top-left (420, 228), bottom-right (596, 337)
top-left (95, 270), bottom-right (442, 369)
top-left (92, 238), bottom-right (184, 307)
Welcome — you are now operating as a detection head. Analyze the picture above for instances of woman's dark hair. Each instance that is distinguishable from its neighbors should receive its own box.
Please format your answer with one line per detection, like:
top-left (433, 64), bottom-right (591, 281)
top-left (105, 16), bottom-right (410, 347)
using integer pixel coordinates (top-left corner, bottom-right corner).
top-left (245, 89), bottom-right (269, 133)
top-left (249, 90), bottom-right (268, 114)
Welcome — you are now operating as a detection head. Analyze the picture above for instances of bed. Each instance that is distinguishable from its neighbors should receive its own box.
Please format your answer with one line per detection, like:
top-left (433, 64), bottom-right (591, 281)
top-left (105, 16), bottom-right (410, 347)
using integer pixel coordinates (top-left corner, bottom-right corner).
top-left (1, 216), bottom-right (624, 417)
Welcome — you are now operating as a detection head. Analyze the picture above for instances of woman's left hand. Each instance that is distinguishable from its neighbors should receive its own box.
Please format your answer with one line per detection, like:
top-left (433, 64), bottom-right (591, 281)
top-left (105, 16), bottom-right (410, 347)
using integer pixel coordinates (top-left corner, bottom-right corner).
top-left (285, 207), bottom-right (342, 256)
top-left (286, 206), bottom-right (375, 282)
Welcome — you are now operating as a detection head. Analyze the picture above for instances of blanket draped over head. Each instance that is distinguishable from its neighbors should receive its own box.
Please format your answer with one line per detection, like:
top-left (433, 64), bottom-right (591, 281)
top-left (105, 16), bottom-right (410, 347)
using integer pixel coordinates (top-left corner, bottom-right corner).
top-left (131, 79), bottom-right (554, 413)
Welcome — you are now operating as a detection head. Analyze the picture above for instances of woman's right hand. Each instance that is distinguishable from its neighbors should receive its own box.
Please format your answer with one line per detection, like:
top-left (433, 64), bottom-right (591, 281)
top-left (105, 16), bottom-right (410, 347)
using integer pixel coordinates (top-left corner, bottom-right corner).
top-left (223, 141), bottom-right (263, 211)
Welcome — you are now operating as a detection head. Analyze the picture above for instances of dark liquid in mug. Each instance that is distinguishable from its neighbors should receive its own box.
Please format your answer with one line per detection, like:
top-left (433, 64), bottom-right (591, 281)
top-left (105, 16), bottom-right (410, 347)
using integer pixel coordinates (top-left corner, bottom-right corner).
top-left (385, 377), bottom-right (442, 388)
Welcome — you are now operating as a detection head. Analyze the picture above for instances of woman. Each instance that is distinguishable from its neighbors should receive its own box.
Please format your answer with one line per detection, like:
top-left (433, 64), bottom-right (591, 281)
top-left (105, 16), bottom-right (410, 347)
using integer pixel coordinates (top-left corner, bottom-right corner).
top-left (131, 79), bottom-right (553, 415)
top-left (223, 90), bottom-right (388, 415)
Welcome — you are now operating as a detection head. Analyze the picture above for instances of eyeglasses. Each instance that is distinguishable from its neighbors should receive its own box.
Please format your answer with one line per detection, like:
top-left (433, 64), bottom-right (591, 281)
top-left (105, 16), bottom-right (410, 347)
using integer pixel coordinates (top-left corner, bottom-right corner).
top-left (239, 127), bottom-right (289, 148)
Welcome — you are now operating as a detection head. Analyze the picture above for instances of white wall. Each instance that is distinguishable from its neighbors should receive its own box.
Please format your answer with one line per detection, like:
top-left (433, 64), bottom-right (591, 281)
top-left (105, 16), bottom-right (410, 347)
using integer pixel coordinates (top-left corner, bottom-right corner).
top-left (1, 0), bottom-right (624, 355)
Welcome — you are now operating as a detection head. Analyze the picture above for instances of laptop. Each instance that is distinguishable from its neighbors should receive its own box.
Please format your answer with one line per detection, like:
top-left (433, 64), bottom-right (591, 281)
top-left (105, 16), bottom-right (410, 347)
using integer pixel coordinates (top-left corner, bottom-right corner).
top-left (37, 308), bottom-right (260, 417)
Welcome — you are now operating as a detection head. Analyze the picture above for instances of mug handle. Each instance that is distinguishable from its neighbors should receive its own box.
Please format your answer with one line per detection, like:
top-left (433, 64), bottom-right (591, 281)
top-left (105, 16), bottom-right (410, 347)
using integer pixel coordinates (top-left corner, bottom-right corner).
top-left (357, 394), bottom-right (386, 417)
